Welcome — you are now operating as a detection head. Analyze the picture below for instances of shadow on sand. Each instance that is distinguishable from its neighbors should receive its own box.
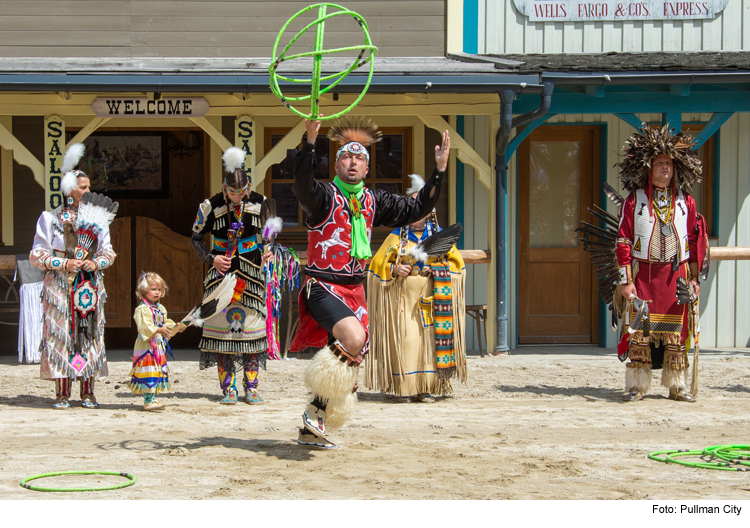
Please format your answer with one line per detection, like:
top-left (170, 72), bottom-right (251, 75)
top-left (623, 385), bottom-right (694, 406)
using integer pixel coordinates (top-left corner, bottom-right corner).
top-left (94, 436), bottom-right (317, 461)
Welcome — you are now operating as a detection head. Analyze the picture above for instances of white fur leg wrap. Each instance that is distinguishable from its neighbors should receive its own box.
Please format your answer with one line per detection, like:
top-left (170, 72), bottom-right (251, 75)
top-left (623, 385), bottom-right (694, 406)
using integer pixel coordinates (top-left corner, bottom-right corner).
top-left (625, 364), bottom-right (652, 394)
top-left (304, 347), bottom-right (358, 430)
top-left (661, 366), bottom-right (687, 391)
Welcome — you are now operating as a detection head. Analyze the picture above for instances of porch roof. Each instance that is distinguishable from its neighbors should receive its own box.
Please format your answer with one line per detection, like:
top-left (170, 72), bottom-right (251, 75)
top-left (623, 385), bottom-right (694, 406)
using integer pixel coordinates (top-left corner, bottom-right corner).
top-left (487, 51), bottom-right (750, 74)
top-left (0, 56), bottom-right (541, 94)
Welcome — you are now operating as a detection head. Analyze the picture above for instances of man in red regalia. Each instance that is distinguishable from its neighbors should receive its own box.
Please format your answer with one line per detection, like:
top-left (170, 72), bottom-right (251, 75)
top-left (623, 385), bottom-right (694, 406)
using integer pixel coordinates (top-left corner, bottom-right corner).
top-left (616, 125), bottom-right (709, 403)
top-left (290, 118), bottom-right (449, 448)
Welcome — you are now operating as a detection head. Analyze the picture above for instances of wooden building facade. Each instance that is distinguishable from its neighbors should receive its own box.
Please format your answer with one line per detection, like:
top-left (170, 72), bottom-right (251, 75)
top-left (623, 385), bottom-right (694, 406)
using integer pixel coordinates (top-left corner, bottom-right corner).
top-left (452, 0), bottom-right (750, 350)
top-left (0, 0), bottom-right (518, 351)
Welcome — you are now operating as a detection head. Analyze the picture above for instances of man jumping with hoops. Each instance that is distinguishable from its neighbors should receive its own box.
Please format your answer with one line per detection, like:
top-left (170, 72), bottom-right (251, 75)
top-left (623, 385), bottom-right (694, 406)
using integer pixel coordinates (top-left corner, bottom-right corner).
top-left (290, 118), bottom-right (450, 449)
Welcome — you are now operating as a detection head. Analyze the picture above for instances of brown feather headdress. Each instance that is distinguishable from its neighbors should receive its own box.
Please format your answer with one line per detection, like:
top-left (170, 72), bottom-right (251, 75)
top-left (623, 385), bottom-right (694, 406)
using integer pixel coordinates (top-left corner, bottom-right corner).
top-left (327, 116), bottom-right (382, 161)
top-left (617, 124), bottom-right (702, 194)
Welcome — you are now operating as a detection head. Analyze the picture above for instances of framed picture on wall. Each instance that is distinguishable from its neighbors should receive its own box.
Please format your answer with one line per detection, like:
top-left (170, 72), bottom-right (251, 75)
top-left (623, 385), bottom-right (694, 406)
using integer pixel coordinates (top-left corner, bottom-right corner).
top-left (67, 131), bottom-right (169, 198)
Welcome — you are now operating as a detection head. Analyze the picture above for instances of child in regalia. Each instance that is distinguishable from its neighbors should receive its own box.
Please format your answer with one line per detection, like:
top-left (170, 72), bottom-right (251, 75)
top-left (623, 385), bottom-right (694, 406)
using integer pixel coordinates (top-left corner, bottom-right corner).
top-left (128, 272), bottom-right (183, 411)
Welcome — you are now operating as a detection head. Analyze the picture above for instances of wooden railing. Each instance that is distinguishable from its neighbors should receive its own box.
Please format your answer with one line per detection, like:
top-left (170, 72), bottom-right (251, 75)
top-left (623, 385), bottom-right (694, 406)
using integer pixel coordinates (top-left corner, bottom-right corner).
top-left (292, 249), bottom-right (491, 266)
top-left (5, 247), bottom-right (750, 272)
top-left (5, 246), bottom-right (750, 272)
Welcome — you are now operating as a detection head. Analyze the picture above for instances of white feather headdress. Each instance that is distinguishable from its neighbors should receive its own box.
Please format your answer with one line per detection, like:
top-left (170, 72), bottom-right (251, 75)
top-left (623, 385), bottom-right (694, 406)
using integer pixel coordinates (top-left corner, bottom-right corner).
top-left (223, 147), bottom-right (246, 173)
top-left (406, 173), bottom-right (425, 195)
top-left (60, 143), bottom-right (86, 196)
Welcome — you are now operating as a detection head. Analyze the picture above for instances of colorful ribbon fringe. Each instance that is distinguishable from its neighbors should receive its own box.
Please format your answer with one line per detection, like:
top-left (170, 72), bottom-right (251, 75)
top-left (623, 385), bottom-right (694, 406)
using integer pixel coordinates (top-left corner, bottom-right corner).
top-left (263, 244), bottom-right (300, 360)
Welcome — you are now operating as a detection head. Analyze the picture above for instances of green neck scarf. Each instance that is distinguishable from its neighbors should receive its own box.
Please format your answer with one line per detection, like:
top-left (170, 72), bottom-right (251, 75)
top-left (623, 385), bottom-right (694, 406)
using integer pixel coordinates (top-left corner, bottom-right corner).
top-left (333, 176), bottom-right (371, 259)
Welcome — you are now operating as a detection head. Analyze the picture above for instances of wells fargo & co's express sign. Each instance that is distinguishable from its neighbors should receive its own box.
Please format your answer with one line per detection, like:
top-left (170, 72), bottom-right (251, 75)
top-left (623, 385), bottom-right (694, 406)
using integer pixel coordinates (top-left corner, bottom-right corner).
top-left (512, 0), bottom-right (728, 22)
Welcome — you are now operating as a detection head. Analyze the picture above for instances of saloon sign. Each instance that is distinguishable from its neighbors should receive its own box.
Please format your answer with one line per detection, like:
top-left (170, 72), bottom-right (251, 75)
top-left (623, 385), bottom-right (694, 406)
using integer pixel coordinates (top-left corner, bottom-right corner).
top-left (512, 0), bottom-right (728, 21)
top-left (92, 97), bottom-right (208, 118)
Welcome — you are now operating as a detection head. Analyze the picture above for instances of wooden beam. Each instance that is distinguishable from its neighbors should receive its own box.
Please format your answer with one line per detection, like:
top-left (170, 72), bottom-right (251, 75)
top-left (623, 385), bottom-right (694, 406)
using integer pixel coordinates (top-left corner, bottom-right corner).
top-left (507, 114), bottom-right (556, 159)
top-left (418, 115), bottom-right (492, 190)
top-left (0, 121), bottom-right (44, 187)
top-left (0, 93), bottom-right (502, 118)
top-left (66, 116), bottom-right (111, 148)
top-left (710, 247), bottom-right (750, 260)
top-left (187, 117), bottom-right (233, 152)
top-left (662, 112), bottom-right (682, 132)
top-left (693, 112), bottom-right (733, 150)
top-left (585, 85), bottom-right (605, 98)
top-left (285, 249), bottom-right (491, 267)
top-left (0, 116), bottom-right (13, 245)
top-left (254, 120), bottom-right (305, 188)
top-left (669, 84), bottom-right (691, 97)
top-left (615, 113), bottom-right (645, 131)
top-left (412, 119), bottom-right (425, 182)
top-left (0, 248), bottom-right (491, 270)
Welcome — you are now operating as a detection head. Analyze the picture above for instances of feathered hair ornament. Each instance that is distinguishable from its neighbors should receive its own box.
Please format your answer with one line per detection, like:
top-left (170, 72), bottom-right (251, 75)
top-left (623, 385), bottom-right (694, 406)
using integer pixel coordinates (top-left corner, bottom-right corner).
top-left (60, 143), bottom-right (86, 196)
top-left (328, 116), bottom-right (382, 162)
top-left (222, 147), bottom-right (247, 173)
top-left (260, 199), bottom-right (282, 243)
top-left (406, 174), bottom-right (425, 196)
top-left (263, 216), bottom-right (283, 242)
top-left (617, 124), bottom-right (702, 194)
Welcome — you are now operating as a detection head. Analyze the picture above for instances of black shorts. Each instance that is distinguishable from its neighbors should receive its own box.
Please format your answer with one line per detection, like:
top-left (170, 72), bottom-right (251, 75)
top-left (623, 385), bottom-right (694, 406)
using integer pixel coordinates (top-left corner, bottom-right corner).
top-left (303, 281), bottom-right (355, 341)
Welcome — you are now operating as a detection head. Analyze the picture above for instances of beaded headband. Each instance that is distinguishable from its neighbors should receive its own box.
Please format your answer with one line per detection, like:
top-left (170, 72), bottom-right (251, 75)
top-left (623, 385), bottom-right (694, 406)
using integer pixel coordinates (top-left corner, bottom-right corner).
top-left (336, 141), bottom-right (369, 163)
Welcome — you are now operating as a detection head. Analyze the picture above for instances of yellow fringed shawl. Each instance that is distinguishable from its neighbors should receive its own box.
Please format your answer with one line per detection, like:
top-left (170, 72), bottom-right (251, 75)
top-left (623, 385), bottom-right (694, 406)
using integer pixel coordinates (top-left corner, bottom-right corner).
top-left (365, 232), bottom-right (467, 396)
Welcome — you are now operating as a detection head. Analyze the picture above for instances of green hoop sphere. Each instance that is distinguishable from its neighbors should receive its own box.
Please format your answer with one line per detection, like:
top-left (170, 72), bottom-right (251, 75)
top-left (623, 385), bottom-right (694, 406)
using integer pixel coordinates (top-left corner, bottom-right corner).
top-left (269, 3), bottom-right (378, 121)
top-left (20, 470), bottom-right (137, 492)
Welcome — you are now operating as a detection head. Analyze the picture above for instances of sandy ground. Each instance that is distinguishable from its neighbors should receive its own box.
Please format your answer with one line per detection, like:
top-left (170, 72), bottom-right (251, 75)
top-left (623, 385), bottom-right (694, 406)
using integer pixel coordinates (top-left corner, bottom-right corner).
top-left (0, 346), bottom-right (749, 501)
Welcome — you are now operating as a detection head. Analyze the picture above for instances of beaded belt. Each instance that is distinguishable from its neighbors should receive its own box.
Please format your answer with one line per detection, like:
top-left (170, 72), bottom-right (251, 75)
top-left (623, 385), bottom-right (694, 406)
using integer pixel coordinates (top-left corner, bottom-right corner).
top-left (213, 235), bottom-right (260, 255)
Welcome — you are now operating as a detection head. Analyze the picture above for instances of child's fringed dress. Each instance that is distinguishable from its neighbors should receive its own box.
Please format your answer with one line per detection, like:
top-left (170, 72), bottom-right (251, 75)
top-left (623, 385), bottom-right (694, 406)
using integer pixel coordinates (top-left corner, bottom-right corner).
top-left (128, 302), bottom-right (175, 395)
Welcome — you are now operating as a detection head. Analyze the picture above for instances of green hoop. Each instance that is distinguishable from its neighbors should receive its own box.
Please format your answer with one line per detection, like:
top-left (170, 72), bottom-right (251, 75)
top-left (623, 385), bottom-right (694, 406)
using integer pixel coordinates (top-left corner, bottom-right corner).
top-left (20, 470), bottom-right (137, 492)
top-left (269, 3), bottom-right (378, 121)
top-left (648, 445), bottom-right (750, 472)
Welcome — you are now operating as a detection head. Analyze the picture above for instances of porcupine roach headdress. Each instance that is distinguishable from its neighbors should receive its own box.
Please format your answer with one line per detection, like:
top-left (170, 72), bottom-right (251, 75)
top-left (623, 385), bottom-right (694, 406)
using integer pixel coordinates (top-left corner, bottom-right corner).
top-left (617, 123), bottom-right (702, 195)
top-left (327, 116), bottom-right (382, 161)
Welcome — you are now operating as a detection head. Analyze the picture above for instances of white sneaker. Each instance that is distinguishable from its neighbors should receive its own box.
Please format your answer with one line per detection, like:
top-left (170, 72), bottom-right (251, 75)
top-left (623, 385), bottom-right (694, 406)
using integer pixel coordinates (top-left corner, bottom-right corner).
top-left (296, 429), bottom-right (339, 450)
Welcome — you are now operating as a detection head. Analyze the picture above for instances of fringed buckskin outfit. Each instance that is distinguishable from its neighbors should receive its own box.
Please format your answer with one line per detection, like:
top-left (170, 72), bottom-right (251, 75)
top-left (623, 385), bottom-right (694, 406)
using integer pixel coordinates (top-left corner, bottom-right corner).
top-left (291, 132), bottom-right (443, 446)
top-left (30, 204), bottom-right (116, 403)
top-left (365, 222), bottom-right (467, 399)
top-left (191, 191), bottom-right (275, 399)
top-left (615, 125), bottom-right (709, 401)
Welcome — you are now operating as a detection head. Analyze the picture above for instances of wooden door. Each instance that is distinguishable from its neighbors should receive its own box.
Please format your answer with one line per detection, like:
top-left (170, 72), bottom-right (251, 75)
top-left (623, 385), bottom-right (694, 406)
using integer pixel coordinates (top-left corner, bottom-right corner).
top-left (135, 216), bottom-right (206, 321)
top-left (103, 216), bottom-right (132, 327)
top-left (518, 126), bottom-right (599, 344)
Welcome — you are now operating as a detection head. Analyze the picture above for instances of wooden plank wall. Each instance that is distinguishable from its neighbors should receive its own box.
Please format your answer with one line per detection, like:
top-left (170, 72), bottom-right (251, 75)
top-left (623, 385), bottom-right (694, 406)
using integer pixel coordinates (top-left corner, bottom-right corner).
top-left (482, 0), bottom-right (750, 54)
top-left (0, 117), bottom-right (45, 258)
top-left (460, 115), bottom-right (491, 352)
top-left (482, 112), bottom-right (750, 349)
top-left (0, 0), bottom-right (445, 58)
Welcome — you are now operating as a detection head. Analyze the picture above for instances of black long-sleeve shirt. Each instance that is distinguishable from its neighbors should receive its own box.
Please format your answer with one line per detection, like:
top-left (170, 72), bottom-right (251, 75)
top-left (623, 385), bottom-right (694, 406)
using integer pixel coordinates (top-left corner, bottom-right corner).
top-left (293, 141), bottom-right (444, 283)
top-left (293, 142), bottom-right (443, 229)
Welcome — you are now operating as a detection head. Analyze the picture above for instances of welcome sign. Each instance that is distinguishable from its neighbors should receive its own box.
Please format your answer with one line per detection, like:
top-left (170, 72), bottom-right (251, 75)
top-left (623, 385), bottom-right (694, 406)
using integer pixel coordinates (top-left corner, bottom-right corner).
top-left (512, 0), bottom-right (728, 21)
top-left (92, 97), bottom-right (209, 118)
